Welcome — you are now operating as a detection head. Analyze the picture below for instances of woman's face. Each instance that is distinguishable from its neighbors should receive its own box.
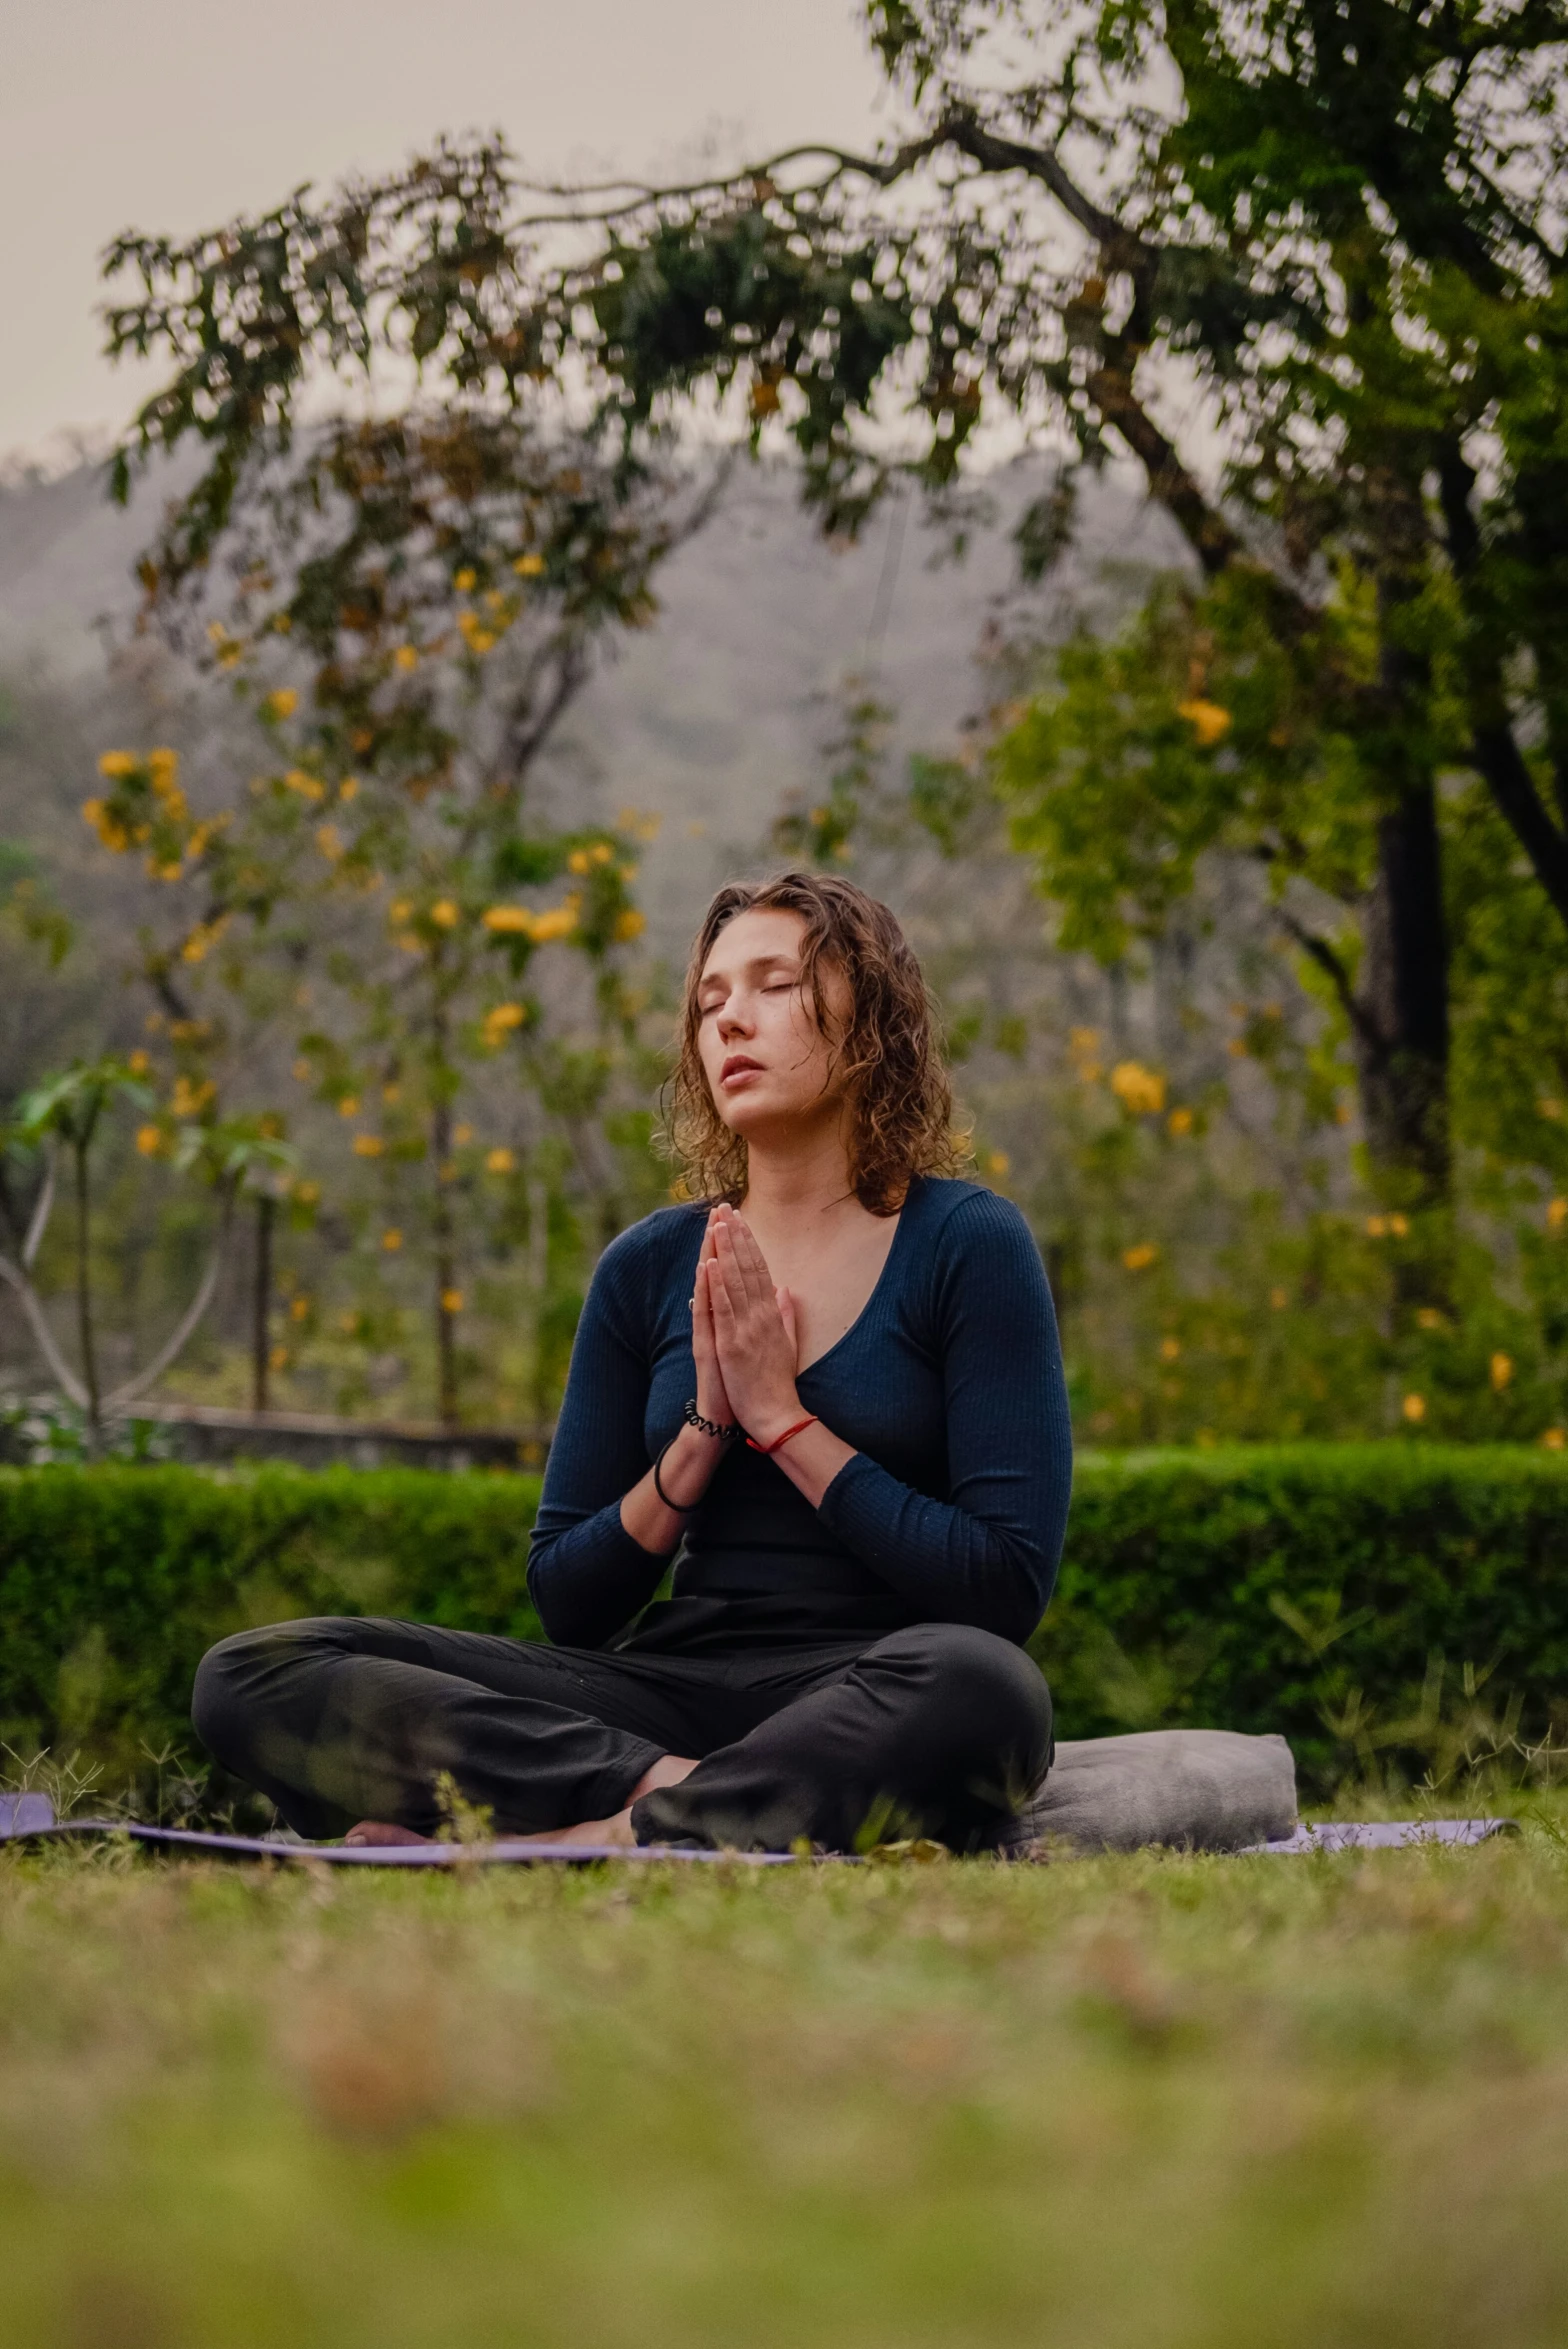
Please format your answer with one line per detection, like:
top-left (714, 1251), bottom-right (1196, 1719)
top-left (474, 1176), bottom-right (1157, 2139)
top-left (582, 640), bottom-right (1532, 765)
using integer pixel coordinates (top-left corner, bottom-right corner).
top-left (695, 907), bottom-right (851, 1143)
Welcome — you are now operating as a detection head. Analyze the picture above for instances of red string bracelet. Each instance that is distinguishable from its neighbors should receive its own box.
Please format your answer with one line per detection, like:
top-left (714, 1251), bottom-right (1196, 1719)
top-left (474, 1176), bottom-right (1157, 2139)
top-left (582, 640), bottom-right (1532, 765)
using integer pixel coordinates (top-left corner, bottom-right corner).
top-left (746, 1415), bottom-right (818, 1456)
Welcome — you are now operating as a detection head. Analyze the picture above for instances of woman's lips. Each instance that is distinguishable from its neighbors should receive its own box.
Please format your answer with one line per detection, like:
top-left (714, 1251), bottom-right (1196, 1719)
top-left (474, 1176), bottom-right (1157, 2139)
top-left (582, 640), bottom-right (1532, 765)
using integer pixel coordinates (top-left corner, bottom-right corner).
top-left (720, 1056), bottom-right (764, 1088)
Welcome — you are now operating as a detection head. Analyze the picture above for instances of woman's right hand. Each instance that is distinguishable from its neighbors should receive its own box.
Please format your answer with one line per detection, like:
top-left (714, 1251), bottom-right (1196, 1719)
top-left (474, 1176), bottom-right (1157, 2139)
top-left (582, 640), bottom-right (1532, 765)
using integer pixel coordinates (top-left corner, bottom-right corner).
top-left (691, 1214), bottom-right (736, 1427)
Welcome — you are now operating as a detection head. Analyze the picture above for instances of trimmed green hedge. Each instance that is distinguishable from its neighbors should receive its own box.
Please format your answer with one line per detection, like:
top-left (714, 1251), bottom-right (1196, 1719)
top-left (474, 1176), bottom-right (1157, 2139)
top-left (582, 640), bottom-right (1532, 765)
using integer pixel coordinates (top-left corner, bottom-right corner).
top-left (1043, 1446), bottom-right (1568, 1786)
top-left (2, 1448), bottom-right (1566, 1798)
top-left (0, 1467), bottom-right (543, 1793)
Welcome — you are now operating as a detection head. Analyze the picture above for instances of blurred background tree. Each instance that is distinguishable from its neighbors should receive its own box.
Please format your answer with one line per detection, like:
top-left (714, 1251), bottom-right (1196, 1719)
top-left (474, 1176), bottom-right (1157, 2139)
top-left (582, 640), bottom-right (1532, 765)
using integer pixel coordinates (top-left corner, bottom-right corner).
top-left (8, 0), bottom-right (1568, 1444)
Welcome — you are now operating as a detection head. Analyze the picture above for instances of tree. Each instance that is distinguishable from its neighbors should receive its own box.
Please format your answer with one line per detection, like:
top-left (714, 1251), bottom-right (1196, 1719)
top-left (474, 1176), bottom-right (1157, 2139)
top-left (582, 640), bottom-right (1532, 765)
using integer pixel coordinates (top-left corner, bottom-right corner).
top-left (0, 1062), bottom-right (273, 1441)
top-left (106, 11), bottom-right (1568, 1221)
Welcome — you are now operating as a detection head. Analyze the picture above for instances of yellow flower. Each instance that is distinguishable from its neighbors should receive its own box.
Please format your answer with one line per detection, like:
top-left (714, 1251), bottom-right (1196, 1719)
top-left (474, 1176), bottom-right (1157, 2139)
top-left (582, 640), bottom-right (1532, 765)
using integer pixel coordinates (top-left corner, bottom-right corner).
top-left (339, 777), bottom-right (360, 801)
top-left (170, 1076), bottom-right (216, 1119)
top-left (82, 799), bottom-right (131, 853)
top-left (338, 1310), bottom-right (361, 1336)
top-left (269, 1344), bottom-right (290, 1371)
top-left (263, 688), bottom-right (298, 720)
top-left (482, 906), bottom-right (535, 934)
top-left (388, 899), bottom-right (414, 925)
top-left (315, 824), bottom-right (345, 862)
top-left (430, 900), bottom-right (460, 929)
top-left (441, 1288), bottom-right (464, 1314)
top-left (613, 906), bottom-right (646, 942)
top-left (1159, 1335), bottom-right (1182, 1361)
top-left (485, 1146), bottom-right (516, 1175)
top-left (381, 1227), bottom-right (403, 1252)
top-left (97, 750), bottom-right (138, 779)
top-left (513, 552), bottom-right (546, 577)
top-left (292, 1059), bottom-right (312, 1083)
top-left (1541, 1426), bottom-right (1565, 1450)
top-left (1366, 1215), bottom-right (1388, 1238)
top-left (1540, 1096), bottom-right (1564, 1121)
top-left (1417, 1307), bottom-right (1447, 1330)
top-left (453, 568), bottom-right (478, 593)
top-left (1549, 1198), bottom-right (1568, 1233)
top-left (1269, 1286), bottom-right (1288, 1310)
top-left (381, 1082), bottom-right (401, 1105)
top-left (284, 768), bottom-right (324, 802)
top-left (135, 1123), bottom-right (164, 1157)
top-left (353, 1135), bottom-right (385, 1157)
top-left (458, 611), bottom-right (496, 653)
top-left (1177, 698), bottom-right (1232, 747)
top-left (289, 1296), bottom-right (310, 1323)
top-left (338, 1097), bottom-right (361, 1118)
top-left (1110, 1060), bottom-right (1166, 1117)
top-left (983, 1150), bottom-right (1010, 1178)
top-left (567, 847), bottom-right (593, 875)
top-left (1402, 1393), bottom-right (1427, 1423)
top-left (394, 644), bottom-right (420, 673)
top-left (293, 1180), bottom-right (321, 1206)
top-left (482, 1002), bottom-right (528, 1048)
top-left (1122, 1242), bottom-right (1158, 1272)
top-left (1388, 1212), bottom-right (1409, 1236)
top-left (454, 1123), bottom-right (474, 1146)
top-left (179, 918), bottom-right (227, 964)
top-left (1491, 1351), bottom-right (1513, 1392)
top-left (529, 900), bottom-right (579, 943)
top-left (1167, 1107), bottom-right (1194, 1137)
top-left (127, 1050), bottom-right (151, 1075)
top-left (147, 748), bottom-right (180, 801)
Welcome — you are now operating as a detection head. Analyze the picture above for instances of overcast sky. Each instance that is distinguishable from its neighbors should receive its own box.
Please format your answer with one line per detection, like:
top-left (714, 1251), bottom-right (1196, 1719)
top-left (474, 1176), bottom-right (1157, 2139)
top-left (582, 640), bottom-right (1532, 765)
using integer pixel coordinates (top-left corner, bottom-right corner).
top-left (1, 0), bottom-right (888, 464)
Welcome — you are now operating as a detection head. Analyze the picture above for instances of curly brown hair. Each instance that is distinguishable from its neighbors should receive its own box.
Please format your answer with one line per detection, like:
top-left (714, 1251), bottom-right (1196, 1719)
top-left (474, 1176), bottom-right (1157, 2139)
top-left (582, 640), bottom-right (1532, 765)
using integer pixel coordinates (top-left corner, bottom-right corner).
top-left (665, 870), bottom-right (970, 1215)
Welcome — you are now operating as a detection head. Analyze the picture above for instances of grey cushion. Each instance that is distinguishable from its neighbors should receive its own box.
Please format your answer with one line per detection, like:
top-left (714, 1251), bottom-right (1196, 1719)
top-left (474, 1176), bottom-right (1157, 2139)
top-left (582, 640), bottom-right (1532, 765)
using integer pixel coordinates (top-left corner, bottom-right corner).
top-left (1002, 1728), bottom-right (1298, 1857)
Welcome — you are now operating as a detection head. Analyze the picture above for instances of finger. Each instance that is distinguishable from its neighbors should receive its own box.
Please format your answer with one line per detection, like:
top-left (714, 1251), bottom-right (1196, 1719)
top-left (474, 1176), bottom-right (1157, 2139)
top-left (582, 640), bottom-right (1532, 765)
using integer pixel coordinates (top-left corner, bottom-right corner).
top-left (708, 1254), bottom-right (739, 1322)
top-left (727, 1215), bottom-right (773, 1306)
top-left (776, 1285), bottom-right (799, 1367)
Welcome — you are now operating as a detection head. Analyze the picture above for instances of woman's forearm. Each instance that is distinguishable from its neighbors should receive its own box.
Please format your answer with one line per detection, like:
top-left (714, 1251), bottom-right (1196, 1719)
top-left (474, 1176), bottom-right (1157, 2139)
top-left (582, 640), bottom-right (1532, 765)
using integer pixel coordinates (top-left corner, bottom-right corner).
top-left (750, 1414), bottom-right (856, 1510)
top-left (619, 1418), bottom-right (735, 1555)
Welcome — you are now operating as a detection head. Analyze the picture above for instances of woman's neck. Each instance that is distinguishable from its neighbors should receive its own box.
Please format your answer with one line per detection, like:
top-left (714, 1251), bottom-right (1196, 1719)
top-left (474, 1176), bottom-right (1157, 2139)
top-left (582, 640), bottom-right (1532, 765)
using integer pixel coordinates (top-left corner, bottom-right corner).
top-left (739, 1115), bottom-right (861, 1231)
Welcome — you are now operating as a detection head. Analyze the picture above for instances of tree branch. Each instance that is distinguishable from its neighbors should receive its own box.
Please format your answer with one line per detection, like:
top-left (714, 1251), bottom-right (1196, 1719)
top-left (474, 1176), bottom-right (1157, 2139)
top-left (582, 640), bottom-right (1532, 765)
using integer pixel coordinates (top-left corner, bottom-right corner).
top-left (1276, 907), bottom-right (1378, 1047)
top-left (106, 1186), bottom-right (233, 1410)
top-left (0, 1256), bottom-right (89, 1408)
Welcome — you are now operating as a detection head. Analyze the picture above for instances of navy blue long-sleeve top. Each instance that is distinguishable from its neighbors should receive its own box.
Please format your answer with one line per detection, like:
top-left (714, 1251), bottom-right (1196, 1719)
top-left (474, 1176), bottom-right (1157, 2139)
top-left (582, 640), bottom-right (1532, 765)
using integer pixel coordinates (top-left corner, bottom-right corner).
top-left (527, 1175), bottom-right (1072, 1654)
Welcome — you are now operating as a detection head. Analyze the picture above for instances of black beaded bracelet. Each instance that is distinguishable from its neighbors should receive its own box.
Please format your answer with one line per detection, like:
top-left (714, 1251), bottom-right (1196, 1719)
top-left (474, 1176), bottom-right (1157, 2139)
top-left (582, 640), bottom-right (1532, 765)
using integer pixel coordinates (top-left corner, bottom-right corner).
top-left (652, 1438), bottom-right (697, 1512)
top-left (683, 1395), bottom-right (741, 1442)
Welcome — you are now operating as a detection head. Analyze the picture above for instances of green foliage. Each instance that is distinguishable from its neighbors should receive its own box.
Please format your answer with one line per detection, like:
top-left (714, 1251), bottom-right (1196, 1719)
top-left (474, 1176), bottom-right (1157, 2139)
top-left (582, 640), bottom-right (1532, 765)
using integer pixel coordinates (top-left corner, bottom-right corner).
top-left (992, 572), bottom-right (1384, 963)
top-left (3, 1453), bottom-right (1565, 1806)
top-left (0, 1467), bottom-right (542, 1795)
top-left (1042, 1447), bottom-right (1568, 1793)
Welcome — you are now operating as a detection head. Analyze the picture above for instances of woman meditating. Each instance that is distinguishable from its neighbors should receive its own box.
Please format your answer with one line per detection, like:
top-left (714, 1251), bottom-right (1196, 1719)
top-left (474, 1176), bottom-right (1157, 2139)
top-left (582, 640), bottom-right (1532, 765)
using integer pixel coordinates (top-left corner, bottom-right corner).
top-left (193, 872), bottom-right (1072, 1852)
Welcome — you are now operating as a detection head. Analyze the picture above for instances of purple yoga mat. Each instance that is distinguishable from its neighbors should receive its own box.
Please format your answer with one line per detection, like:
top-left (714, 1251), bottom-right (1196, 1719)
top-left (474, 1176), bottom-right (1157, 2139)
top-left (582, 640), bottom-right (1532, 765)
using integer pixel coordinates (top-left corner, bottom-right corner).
top-left (0, 1795), bottom-right (794, 1865)
top-left (1244, 1818), bottom-right (1519, 1855)
top-left (0, 1793), bottom-right (1521, 1863)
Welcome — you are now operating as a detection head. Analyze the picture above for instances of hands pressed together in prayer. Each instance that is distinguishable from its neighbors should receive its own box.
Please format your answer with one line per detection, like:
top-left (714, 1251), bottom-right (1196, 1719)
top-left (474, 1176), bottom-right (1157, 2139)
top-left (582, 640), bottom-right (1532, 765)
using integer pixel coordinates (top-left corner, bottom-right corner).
top-left (690, 1202), bottom-right (804, 1448)
top-left (620, 1202), bottom-right (854, 1557)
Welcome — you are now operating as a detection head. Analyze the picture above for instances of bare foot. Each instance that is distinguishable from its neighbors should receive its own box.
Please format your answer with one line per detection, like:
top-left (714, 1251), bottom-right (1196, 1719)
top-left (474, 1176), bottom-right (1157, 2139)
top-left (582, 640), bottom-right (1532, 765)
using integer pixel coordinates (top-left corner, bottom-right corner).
top-left (343, 1821), bottom-right (435, 1847)
top-left (509, 1754), bottom-right (699, 1850)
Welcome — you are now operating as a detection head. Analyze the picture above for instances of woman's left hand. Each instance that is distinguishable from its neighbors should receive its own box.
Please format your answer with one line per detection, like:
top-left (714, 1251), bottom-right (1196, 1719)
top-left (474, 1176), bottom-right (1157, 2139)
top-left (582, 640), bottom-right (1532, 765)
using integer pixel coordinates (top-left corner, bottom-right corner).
top-left (706, 1205), bottom-right (802, 1444)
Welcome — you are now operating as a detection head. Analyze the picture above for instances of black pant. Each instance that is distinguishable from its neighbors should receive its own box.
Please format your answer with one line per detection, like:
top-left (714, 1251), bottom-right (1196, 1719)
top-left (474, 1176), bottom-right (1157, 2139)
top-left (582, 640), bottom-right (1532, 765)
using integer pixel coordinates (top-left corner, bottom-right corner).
top-left (191, 1616), bottom-right (1053, 1853)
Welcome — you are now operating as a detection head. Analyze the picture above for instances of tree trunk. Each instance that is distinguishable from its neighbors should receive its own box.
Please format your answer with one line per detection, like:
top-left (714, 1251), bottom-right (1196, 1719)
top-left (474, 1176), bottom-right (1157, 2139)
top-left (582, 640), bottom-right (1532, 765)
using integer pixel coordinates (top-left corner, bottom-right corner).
top-left (251, 1191), bottom-right (274, 1414)
top-left (1345, 542), bottom-right (1452, 1216)
top-left (72, 1139), bottom-right (100, 1436)
top-left (1352, 777), bottom-right (1451, 1204)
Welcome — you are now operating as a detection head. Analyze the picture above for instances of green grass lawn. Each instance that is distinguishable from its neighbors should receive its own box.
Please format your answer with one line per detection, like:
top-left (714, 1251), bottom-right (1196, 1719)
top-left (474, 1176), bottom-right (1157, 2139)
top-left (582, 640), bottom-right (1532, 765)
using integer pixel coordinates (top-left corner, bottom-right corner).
top-left (4, 1820), bottom-right (1568, 2349)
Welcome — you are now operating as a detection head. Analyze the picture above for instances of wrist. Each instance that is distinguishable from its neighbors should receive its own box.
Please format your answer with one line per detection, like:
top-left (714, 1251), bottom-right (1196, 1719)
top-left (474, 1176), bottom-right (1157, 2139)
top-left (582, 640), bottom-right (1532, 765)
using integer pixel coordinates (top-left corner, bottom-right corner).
top-left (744, 1395), bottom-right (806, 1450)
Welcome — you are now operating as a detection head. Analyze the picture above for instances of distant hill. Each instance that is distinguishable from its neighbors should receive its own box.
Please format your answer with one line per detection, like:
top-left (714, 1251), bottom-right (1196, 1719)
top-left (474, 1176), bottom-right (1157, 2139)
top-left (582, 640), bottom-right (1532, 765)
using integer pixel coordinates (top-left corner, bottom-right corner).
top-left (0, 452), bottom-right (1187, 953)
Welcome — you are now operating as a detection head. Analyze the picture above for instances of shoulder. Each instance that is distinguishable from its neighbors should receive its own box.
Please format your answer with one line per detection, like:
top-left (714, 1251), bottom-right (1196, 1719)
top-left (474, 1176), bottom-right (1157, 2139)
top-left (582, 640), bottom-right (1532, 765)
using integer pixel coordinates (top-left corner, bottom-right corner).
top-left (595, 1201), bottom-right (707, 1284)
top-left (907, 1176), bottom-right (1040, 1261)
top-left (588, 1203), bottom-right (707, 1321)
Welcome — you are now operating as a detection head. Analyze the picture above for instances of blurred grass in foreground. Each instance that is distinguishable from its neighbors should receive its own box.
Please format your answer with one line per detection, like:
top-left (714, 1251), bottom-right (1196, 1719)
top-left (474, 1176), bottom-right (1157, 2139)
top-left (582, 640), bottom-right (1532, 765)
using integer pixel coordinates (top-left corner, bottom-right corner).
top-left (3, 1820), bottom-right (1568, 2349)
